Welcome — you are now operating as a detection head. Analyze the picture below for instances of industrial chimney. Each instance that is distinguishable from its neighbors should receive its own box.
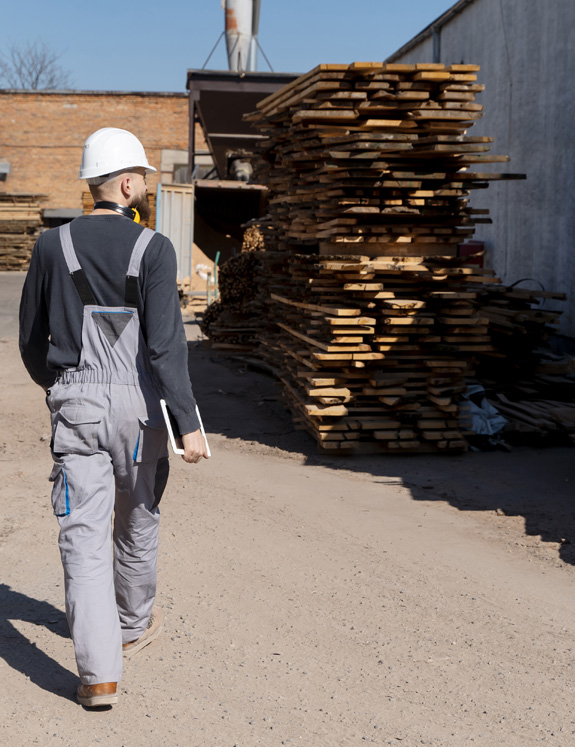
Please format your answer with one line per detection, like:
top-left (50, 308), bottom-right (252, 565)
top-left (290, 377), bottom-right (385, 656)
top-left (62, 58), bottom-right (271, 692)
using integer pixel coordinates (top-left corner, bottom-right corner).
top-left (223, 0), bottom-right (261, 72)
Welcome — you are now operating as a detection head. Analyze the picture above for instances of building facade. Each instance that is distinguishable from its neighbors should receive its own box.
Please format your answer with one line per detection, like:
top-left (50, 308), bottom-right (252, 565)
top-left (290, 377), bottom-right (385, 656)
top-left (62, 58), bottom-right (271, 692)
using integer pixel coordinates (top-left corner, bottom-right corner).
top-left (0, 89), bottom-right (207, 216)
top-left (388, 0), bottom-right (575, 339)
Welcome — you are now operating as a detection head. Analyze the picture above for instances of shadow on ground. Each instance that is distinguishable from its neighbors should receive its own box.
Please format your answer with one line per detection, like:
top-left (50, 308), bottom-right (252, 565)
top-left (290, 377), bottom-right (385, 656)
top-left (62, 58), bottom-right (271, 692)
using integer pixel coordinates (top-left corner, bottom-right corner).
top-left (0, 584), bottom-right (76, 699)
top-left (188, 341), bottom-right (575, 566)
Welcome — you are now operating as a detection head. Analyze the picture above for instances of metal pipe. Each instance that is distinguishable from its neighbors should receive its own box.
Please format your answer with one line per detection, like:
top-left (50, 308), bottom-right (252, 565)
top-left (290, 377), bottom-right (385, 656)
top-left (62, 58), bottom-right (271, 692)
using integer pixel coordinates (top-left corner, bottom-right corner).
top-left (247, 37), bottom-right (258, 71)
top-left (224, 0), bottom-right (255, 72)
top-left (247, 0), bottom-right (261, 70)
top-left (188, 95), bottom-right (196, 182)
top-left (252, 0), bottom-right (261, 35)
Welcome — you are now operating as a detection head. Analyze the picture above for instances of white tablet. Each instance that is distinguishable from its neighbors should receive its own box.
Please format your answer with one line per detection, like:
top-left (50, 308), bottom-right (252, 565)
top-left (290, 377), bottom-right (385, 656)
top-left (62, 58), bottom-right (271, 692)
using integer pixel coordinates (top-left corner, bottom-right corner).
top-left (160, 399), bottom-right (211, 458)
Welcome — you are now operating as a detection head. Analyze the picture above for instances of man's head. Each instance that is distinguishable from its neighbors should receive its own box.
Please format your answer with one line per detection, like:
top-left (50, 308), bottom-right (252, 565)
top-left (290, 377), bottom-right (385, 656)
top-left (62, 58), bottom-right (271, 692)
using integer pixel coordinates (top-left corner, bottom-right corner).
top-left (79, 128), bottom-right (156, 220)
top-left (89, 168), bottom-right (151, 222)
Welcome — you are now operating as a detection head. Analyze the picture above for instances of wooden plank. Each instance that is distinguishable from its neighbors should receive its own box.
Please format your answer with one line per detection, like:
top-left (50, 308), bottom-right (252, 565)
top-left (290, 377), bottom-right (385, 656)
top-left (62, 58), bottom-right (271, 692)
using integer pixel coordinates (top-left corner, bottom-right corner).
top-left (412, 110), bottom-right (483, 121)
top-left (413, 72), bottom-right (452, 82)
top-left (270, 293), bottom-right (361, 317)
top-left (293, 109), bottom-right (359, 122)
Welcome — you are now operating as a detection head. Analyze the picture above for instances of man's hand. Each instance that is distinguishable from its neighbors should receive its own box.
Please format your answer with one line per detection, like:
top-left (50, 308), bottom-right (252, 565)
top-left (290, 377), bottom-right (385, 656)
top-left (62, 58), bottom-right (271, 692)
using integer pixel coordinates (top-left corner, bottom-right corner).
top-left (180, 429), bottom-right (210, 464)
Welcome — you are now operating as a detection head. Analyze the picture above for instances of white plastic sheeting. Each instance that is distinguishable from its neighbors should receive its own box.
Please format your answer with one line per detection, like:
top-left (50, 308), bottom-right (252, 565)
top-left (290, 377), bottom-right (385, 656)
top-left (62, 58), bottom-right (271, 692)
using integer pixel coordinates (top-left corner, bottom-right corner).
top-left (462, 384), bottom-right (507, 436)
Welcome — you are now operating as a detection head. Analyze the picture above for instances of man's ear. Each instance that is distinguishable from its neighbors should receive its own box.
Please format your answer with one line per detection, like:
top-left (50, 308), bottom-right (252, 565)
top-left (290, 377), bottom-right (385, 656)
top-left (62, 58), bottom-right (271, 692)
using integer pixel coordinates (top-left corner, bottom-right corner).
top-left (118, 174), bottom-right (133, 200)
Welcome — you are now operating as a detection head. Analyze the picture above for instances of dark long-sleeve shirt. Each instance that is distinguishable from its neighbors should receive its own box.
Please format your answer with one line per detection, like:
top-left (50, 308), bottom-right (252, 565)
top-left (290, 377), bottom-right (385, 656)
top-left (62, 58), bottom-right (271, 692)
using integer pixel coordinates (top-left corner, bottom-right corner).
top-left (19, 214), bottom-right (200, 434)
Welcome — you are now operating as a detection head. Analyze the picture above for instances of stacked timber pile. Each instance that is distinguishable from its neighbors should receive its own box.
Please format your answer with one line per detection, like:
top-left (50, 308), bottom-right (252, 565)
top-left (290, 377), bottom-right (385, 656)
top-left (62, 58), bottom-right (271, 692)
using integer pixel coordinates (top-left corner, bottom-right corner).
top-left (494, 393), bottom-right (575, 445)
top-left (475, 283), bottom-right (567, 385)
top-left (82, 192), bottom-right (157, 229)
top-left (200, 216), bottom-right (284, 351)
top-left (264, 253), bottom-right (497, 452)
top-left (241, 62), bottom-right (554, 453)
top-left (200, 250), bottom-right (262, 351)
top-left (246, 62), bottom-right (525, 256)
top-left (474, 284), bottom-right (575, 444)
top-left (0, 194), bottom-right (44, 270)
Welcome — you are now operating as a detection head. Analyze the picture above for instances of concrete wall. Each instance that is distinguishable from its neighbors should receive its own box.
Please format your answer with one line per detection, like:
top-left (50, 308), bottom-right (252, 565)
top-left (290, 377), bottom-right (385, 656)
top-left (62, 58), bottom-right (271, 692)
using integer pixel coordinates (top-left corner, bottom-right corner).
top-left (0, 90), bottom-right (207, 212)
top-left (390, 0), bottom-right (575, 338)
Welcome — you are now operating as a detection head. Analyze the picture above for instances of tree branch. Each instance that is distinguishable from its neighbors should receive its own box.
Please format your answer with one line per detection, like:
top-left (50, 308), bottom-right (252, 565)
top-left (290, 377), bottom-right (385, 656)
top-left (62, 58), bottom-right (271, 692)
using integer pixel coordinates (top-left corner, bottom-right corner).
top-left (0, 40), bottom-right (73, 90)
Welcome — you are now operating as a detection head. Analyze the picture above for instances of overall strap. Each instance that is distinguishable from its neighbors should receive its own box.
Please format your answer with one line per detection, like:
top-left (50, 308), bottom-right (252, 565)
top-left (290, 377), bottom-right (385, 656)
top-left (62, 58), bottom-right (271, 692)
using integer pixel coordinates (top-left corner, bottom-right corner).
top-left (59, 222), bottom-right (96, 306)
top-left (125, 227), bottom-right (156, 307)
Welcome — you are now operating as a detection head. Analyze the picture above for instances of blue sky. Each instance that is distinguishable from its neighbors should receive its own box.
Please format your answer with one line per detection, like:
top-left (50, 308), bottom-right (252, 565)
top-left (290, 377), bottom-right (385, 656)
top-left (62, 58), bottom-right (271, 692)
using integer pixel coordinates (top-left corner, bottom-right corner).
top-left (3, 1), bottom-right (457, 91)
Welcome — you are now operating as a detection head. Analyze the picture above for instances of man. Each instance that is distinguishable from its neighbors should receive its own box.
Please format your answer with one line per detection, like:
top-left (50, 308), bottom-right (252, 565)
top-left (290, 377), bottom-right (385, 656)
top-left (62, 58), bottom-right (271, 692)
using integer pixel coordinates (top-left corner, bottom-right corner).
top-left (19, 127), bottom-right (209, 708)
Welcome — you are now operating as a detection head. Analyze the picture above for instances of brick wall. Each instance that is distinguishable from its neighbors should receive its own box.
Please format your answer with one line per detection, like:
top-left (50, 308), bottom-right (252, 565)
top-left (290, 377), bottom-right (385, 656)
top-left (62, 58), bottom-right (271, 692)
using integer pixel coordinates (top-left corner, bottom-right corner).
top-left (0, 90), bottom-right (206, 210)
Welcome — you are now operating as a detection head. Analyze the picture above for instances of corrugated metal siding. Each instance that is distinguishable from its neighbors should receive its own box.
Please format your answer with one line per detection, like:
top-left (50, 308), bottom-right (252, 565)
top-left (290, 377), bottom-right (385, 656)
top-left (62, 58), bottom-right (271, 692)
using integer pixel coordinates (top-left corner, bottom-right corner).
top-left (156, 183), bottom-right (195, 282)
top-left (389, 0), bottom-right (575, 337)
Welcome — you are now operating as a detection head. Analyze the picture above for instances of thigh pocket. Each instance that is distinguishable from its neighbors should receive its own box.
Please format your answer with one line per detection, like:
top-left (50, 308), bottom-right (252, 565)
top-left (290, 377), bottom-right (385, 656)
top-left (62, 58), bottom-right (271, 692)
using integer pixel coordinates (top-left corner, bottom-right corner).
top-left (133, 412), bottom-right (168, 464)
top-left (52, 404), bottom-right (103, 455)
top-left (49, 461), bottom-right (70, 517)
top-left (152, 456), bottom-right (170, 510)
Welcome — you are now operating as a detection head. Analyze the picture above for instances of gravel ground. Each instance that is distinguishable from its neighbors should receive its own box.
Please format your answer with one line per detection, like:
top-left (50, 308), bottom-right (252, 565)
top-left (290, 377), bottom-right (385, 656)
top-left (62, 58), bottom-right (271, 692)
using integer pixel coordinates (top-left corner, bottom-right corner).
top-left (1, 272), bottom-right (574, 746)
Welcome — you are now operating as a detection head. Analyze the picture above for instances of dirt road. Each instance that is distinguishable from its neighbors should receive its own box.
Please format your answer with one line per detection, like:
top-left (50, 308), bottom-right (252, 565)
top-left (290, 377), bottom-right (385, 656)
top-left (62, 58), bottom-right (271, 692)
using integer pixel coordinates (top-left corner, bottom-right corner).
top-left (1, 272), bottom-right (574, 746)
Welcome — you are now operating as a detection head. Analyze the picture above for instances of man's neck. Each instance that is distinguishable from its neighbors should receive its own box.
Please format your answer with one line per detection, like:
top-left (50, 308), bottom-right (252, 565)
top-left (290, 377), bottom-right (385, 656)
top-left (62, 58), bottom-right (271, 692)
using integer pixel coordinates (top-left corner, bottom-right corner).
top-left (91, 201), bottom-right (136, 220)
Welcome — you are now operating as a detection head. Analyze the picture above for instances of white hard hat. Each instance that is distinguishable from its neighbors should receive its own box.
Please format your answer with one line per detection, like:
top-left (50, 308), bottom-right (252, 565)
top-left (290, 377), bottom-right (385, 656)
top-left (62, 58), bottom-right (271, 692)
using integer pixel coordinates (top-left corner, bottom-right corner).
top-left (79, 127), bottom-right (157, 182)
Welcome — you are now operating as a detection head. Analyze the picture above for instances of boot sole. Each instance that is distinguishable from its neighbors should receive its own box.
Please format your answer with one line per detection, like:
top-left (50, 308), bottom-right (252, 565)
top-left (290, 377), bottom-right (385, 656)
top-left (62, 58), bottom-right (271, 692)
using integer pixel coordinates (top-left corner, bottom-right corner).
top-left (77, 691), bottom-right (118, 707)
top-left (122, 608), bottom-right (165, 658)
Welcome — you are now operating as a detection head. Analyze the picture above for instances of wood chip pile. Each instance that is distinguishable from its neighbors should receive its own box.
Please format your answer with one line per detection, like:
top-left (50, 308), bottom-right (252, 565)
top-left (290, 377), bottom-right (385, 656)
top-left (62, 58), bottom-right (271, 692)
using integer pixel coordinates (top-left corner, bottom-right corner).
top-left (0, 194), bottom-right (44, 270)
top-left (242, 223), bottom-right (266, 252)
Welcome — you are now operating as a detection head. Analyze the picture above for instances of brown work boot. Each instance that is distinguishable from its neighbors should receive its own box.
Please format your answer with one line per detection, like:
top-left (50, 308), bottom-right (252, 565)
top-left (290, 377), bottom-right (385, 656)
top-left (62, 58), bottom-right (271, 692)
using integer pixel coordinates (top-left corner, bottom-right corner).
top-left (77, 682), bottom-right (118, 707)
top-left (122, 606), bottom-right (165, 658)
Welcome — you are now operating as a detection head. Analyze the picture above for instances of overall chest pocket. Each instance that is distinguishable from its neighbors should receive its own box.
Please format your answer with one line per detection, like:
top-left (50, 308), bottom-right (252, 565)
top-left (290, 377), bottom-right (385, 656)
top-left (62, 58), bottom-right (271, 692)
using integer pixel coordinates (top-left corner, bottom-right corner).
top-left (52, 405), bottom-right (103, 456)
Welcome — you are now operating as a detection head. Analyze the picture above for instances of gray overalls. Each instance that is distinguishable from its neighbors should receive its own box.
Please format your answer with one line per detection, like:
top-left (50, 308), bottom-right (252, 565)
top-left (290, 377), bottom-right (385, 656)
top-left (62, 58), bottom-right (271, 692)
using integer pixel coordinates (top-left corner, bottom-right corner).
top-left (47, 222), bottom-right (169, 685)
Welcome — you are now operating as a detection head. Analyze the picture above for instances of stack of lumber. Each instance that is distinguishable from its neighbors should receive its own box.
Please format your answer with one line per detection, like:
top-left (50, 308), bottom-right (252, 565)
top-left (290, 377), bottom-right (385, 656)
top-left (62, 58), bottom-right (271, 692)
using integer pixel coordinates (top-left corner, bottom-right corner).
top-left (200, 251), bottom-right (263, 351)
top-left (264, 260), bottom-right (573, 450)
top-left (218, 251), bottom-right (260, 307)
top-left (263, 252), bottom-right (497, 452)
top-left (494, 395), bottom-right (575, 445)
top-left (195, 63), bottom-right (573, 452)
top-left (199, 217), bottom-right (286, 351)
top-left (471, 284), bottom-right (575, 444)
top-left (247, 62), bottom-right (525, 259)
top-left (475, 285), bottom-right (565, 364)
top-left (0, 194), bottom-right (44, 270)
top-left (82, 192), bottom-right (157, 229)
top-left (203, 248), bottom-right (573, 449)
top-left (241, 62), bottom-right (533, 452)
